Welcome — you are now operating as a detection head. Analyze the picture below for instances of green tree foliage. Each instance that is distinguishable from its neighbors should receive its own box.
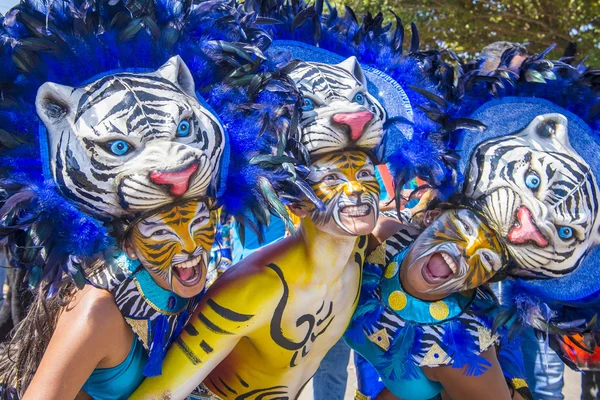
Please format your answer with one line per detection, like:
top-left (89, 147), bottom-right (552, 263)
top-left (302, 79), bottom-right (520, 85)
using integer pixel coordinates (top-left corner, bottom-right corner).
top-left (334, 0), bottom-right (600, 65)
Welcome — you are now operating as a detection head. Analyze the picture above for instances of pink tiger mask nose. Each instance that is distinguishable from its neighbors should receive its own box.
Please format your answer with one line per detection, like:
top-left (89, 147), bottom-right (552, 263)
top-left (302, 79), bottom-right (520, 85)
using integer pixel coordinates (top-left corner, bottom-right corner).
top-left (150, 162), bottom-right (198, 196)
top-left (332, 111), bottom-right (373, 141)
top-left (507, 206), bottom-right (549, 247)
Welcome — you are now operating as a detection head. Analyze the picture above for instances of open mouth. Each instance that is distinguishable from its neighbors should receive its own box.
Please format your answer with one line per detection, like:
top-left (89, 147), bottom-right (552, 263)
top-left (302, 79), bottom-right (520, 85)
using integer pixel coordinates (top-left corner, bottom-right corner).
top-left (340, 204), bottom-right (371, 217)
top-left (172, 254), bottom-right (204, 287)
top-left (422, 252), bottom-right (458, 284)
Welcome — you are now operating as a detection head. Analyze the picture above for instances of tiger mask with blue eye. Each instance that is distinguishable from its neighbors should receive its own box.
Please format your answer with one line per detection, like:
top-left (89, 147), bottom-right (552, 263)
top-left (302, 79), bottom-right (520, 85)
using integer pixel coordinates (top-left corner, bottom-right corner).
top-left (464, 113), bottom-right (600, 278)
top-left (35, 56), bottom-right (226, 219)
top-left (287, 56), bottom-right (386, 157)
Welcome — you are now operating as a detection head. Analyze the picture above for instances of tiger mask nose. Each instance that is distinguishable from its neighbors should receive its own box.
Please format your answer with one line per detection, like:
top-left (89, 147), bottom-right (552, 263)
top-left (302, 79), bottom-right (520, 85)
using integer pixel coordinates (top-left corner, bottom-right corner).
top-left (150, 162), bottom-right (198, 196)
top-left (332, 111), bottom-right (373, 141)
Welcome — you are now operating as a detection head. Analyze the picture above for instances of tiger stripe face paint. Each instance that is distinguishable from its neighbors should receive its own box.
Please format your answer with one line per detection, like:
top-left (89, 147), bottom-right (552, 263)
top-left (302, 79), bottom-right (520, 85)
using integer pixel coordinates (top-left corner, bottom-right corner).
top-left (307, 151), bottom-right (380, 236)
top-left (402, 209), bottom-right (505, 296)
top-left (129, 200), bottom-right (215, 298)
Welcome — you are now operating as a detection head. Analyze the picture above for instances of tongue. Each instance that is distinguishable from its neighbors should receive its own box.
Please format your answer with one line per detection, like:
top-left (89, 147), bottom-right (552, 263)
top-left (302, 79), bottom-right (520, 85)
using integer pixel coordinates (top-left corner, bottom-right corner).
top-left (427, 254), bottom-right (452, 278)
top-left (175, 267), bottom-right (194, 282)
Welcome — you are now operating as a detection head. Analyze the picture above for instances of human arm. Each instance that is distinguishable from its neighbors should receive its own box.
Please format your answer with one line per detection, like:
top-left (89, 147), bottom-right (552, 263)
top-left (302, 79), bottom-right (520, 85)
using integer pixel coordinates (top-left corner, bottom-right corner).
top-left (129, 263), bottom-right (280, 400)
top-left (23, 286), bottom-right (132, 400)
top-left (424, 347), bottom-right (512, 400)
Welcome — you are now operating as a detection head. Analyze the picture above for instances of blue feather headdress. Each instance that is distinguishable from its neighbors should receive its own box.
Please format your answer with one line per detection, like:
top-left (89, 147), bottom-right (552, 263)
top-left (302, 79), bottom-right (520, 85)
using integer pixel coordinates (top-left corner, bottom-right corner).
top-left (233, 0), bottom-right (486, 229)
top-left (0, 0), bottom-right (291, 291)
top-left (447, 43), bottom-right (600, 366)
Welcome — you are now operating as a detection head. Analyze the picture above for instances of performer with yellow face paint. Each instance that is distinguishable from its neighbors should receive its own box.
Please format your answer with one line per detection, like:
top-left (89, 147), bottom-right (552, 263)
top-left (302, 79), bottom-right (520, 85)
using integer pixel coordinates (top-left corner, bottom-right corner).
top-left (130, 150), bottom-right (379, 399)
top-left (345, 207), bottom-right (517, 400)
top-left (128, 36), bottom-right (421, 397)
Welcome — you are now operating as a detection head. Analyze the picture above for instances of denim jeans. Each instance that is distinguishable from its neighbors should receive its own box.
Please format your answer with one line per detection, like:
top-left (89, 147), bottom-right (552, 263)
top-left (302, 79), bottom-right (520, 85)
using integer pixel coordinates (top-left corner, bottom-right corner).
top-left (521, 327), bottom-right (565, 400)
top-left (491, 282), bottom-right (564, 400)
top-left (313, 338), bottom-right (351, 399)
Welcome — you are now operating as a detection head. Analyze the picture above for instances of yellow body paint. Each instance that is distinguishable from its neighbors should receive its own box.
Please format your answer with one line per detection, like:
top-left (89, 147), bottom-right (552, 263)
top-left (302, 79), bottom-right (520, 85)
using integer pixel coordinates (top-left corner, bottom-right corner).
top-left (130, 151), bottom-right (379, 400)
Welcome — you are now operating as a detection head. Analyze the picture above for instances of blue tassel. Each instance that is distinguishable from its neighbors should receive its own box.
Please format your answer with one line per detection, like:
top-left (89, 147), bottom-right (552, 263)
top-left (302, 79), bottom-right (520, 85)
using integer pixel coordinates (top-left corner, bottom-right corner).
top-left (443, 320), bottom-right (492, 377)
top-left (143, 315), bottom-right (169, 377)
top-left (346, 299), bottom-right (384, 345)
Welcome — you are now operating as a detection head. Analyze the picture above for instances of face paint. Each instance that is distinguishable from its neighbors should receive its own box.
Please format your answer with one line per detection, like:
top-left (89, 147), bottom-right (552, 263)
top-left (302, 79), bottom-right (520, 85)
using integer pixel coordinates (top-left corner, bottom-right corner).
top-left (403, 209), bottom-right (505, 296)
top-left (307, 151), bottom-right (380, 236)
top-left (129, 200), bottom-right (215, 298)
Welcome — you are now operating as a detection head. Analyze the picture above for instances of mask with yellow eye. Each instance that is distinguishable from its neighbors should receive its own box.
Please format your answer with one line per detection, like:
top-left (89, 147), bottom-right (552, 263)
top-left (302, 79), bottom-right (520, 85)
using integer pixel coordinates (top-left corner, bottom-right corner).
top-left (306, 150), bottom-right (380, 236)
top-left (403, 208), bottom-right (507, 296)
top-left (126, 199), bottom-right (216, 298)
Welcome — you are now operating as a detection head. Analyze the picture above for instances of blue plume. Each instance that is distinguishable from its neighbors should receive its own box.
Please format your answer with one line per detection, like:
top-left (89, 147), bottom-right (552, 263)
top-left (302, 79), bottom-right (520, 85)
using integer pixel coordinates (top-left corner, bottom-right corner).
top-left (0, 0), bottom-right (288, 288)
top-left (379, 322), bottom-right (420, 380)
top-left (143, 314), bottom-right (169, 377)
top-left (442, 319), bottom-right (492, 377)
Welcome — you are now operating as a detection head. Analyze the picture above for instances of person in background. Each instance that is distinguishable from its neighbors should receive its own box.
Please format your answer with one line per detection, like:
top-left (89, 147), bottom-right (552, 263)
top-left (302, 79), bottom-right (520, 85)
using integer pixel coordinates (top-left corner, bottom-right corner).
top-left (477, 41), bottom-right (566, 400)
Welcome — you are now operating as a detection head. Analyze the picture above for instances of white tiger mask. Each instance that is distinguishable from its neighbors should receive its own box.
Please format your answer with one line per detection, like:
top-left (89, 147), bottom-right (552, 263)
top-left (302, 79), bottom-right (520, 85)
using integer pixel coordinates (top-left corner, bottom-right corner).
top-left (287, 56), bottom-right (386, 156)
top-left (36, 56), bottom-right (226, 219)
top-left (464, 113), bottom-right (600, 277)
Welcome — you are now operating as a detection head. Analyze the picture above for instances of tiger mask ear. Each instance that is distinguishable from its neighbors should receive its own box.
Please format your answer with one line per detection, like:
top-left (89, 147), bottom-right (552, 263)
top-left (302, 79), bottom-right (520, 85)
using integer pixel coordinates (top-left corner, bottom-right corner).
top-left (526, 113), bottom-right (572, 150)
top-left (337, 56), bottom-right (368, 88)
top-left (157, 55), bottom-right (196, 98)
top-left (36, 82), bottom-right (75, 133)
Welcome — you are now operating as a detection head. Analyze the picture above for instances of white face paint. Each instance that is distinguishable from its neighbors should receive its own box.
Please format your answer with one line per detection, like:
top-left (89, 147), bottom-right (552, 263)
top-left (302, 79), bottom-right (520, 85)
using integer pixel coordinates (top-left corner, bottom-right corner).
top-left (35, 56), bottom-right (226, 218)
top-left (465, 113), bottom-right (600, 277)
top-left (403, 209), bottom-right (505, 296)
top-left (306, 151), bottom-right (380, 237)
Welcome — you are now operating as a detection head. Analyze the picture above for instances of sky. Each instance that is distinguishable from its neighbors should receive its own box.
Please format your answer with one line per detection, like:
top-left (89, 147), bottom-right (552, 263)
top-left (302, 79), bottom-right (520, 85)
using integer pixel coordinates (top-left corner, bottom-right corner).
top-left (0, 0), bottom-right (15, 14)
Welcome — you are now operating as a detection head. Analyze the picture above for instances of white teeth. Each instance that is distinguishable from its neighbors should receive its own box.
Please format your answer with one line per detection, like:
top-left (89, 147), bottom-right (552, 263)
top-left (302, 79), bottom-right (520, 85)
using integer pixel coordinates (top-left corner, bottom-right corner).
top-left (173, 254), bottom-right (202, 269)
top-left (341, 205), bottom-right (370, 217)
top-left (441, 253), bottom-right (458, 274)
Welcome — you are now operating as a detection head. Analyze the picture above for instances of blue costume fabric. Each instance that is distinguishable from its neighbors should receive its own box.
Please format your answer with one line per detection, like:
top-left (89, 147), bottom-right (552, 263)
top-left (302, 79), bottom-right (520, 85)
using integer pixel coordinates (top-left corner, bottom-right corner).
top-left (344, 232), bottom-right (526, 400)
top-left (82, 338), bottom-right (148, 400)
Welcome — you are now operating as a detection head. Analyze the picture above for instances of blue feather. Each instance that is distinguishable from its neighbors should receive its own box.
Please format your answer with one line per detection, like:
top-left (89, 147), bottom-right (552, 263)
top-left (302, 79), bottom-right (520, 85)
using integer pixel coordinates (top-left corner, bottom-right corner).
top-left (379, 323), bottom-right (420, 380)
top-left (143, 314), bottom-right (169, 377)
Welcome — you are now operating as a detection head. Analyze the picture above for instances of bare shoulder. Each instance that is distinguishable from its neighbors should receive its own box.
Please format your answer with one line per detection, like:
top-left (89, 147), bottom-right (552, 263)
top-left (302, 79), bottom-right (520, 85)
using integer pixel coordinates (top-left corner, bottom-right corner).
top-left (57, 285), bottom-right (124, 343)
top-left (203, 239), bottom-right (295, 314)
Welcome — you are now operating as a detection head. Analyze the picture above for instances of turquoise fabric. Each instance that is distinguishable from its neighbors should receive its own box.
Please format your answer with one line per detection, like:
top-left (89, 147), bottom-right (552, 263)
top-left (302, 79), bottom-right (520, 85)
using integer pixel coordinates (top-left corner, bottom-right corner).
top-left (345, 247), bottom-right (495, 400)
top-left (134, 268), bottom-right (187, 313)
top-left (379, 251), bottom-right (472, 325)
top-left (82, 337), bottom-right (148, 400)
top-left (348, 337), bottom-right (443, 400)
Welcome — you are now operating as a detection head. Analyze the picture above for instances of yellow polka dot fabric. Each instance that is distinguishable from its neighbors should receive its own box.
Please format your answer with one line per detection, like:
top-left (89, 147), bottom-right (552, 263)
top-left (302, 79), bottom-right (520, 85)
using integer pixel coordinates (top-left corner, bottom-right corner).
top-left (388, 290), bottom-right (407, 311)
top-left (384, 262), bottom-right (399, 279)
top-left (429, 300), bottom-right (450, 320)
